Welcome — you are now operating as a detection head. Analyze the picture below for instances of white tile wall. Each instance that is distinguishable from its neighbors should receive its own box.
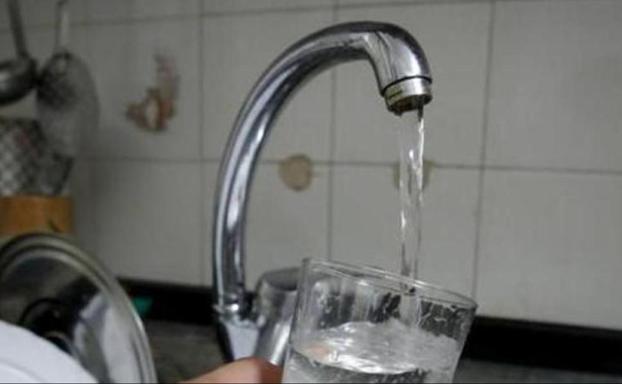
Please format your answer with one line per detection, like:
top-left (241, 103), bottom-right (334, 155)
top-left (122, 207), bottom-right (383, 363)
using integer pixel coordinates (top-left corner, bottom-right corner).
top-left (87, 19), bottom-right (201, 160)
top-left (487, 0), bottom-right (622, 171)
top-left (244, 164), bottom-right (329, 286)
top-left (478, 170), bottom-right (622, 330)
top-left (202, 10), bottom-right (334, 161)
top-left (204, 161), bottom-right (329, 287)
top-left (2, 0), bottom-right (622, 330)
top-left (332, 165), bottom-right (401, 271)
top-left (419, 168), bottom-right (479, 297)
top-left (335, 2), bottom-right (491, 165)
top-left (86, 0), bottom-right (200, 22)
top-left (94, 160), bottom-right (203, 285)
top-left (203, 0), bottom-right (334, 13)
top-left (332, 166), bottom-right (477, 296)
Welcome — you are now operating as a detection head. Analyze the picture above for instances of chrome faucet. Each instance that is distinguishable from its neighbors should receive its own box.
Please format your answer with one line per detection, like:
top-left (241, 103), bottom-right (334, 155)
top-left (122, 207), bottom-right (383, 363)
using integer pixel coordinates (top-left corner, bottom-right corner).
top-left (212, 21), bottom-right (433, 365)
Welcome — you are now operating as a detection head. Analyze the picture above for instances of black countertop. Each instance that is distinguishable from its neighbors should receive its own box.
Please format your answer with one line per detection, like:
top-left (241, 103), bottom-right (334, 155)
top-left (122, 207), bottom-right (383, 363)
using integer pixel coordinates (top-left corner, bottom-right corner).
top-left (145, 320), bottom-right (622, 383)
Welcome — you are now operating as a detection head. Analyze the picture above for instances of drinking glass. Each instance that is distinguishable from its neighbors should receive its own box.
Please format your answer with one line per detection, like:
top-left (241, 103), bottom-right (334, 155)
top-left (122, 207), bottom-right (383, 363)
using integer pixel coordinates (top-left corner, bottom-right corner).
top-left (282, 259), bottom-right (477, 383)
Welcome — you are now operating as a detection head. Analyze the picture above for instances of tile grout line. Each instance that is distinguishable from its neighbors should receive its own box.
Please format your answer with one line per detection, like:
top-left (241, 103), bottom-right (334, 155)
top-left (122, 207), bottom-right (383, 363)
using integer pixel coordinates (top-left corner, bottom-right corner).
top-left (85, 157), bottom-right (622, 178)
top-left (202, 4), bottom-right (336, 18)
top-left (471, 0), bottom-right (497, 301)
top-left (336, 0), bottom-right (491, 11)
top-left (335, 0), bottom-right (590, 11)
top-left (0, 0), bottom-right (488, 36)
top-left (0, 0), bottom-right (594, 34)
top-left (0, 14), bottom-right (199, 33)
top-left (326, 2), bottom-right (339, 262)
top-left (86, 156), bottom-right (202, 164)
top-left (197, 11), bottom-right (208, 287)
top-left (482, 164), bottom-right (622, 176)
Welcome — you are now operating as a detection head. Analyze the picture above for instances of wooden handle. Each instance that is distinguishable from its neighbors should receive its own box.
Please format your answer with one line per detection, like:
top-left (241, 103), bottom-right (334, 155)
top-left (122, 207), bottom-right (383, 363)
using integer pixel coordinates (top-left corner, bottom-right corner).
top-left (0, 196), bottom-right (73, 236)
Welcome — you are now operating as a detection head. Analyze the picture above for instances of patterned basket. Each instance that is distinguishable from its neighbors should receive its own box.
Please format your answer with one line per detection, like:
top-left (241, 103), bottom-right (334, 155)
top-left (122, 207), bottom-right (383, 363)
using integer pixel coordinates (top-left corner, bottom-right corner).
top-left (0, 118), bottom-right (46, 196)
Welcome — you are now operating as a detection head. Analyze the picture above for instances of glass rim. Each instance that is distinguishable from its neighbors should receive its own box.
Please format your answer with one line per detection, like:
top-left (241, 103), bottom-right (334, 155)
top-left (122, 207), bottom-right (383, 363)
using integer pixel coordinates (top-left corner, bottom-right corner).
top-left (303, 258), bottom-right (477, 310)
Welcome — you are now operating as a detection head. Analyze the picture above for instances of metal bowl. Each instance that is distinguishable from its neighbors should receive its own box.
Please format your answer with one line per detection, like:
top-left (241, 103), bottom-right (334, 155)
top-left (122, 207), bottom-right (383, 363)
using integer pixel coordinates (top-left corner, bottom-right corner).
top-left (0, 233), bottom-right (157, 383)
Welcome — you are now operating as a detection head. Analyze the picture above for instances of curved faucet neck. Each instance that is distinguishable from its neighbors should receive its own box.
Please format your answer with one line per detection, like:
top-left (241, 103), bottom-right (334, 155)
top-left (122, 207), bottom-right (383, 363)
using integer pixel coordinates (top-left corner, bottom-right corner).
top-left (212, 22), bottom-right (432, 320)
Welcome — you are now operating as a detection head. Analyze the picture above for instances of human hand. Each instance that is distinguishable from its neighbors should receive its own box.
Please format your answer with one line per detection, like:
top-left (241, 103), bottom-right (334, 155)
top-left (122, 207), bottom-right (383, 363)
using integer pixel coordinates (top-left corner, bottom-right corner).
top-left (184, 358), bottom-right (282, 384)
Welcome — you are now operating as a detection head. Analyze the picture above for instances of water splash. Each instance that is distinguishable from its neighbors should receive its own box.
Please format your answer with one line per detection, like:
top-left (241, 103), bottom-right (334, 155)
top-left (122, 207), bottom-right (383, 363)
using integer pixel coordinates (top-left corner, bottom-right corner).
top-left (398, 108), bottom-right (425, 279)
top-left (283, 320), bottom-right (458, 383)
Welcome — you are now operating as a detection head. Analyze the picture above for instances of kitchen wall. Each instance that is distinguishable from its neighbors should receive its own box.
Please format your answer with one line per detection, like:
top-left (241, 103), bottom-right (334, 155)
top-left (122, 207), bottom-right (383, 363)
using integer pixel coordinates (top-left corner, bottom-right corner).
top-left (1, 0), bottom-right (622, 331)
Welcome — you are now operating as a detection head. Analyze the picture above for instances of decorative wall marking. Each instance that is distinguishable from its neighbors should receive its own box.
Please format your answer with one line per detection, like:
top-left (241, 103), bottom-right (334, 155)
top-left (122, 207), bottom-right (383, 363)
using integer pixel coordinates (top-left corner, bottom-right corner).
top-left (126, 51), bottom-right (179, 132)
top-left (278, 154), bottom-right (313, 192)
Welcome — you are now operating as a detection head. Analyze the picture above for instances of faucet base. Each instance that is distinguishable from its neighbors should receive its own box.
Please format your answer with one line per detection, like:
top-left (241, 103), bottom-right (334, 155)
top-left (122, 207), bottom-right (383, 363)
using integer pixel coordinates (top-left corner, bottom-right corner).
top-left (216, 316), bottom-right (259, 361)
top-left (254, 267), bottom-right (300, 365)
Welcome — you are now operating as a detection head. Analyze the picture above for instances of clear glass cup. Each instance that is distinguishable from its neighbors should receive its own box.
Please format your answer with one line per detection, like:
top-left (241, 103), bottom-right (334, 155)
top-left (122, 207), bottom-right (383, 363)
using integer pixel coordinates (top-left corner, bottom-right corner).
top-left (282, 259), bottom-right (477, 383)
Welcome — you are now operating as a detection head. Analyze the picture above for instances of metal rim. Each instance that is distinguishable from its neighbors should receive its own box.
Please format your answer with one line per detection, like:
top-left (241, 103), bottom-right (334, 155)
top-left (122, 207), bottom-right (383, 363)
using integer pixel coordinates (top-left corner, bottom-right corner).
top-left (304, 258), bottom-right (477, 310)
top-left (0, 233), bottom-right (157, 383)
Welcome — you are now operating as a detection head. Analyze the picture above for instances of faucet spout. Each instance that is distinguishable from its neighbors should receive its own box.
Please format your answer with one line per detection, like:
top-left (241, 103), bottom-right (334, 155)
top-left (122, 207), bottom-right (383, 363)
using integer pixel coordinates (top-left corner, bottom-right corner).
top-left (212, 21), bottom-right (432, 360)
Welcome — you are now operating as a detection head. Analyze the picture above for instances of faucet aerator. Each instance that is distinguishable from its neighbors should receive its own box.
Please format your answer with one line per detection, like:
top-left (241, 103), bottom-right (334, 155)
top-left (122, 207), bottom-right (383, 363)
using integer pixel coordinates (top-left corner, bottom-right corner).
top-left (384, 77), bottom-right (432, 115)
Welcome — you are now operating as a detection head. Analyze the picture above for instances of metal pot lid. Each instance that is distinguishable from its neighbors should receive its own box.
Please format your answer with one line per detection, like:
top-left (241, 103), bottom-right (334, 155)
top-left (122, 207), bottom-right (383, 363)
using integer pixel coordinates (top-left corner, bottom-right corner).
top-left (0, 233), bottom-right (157, 383)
